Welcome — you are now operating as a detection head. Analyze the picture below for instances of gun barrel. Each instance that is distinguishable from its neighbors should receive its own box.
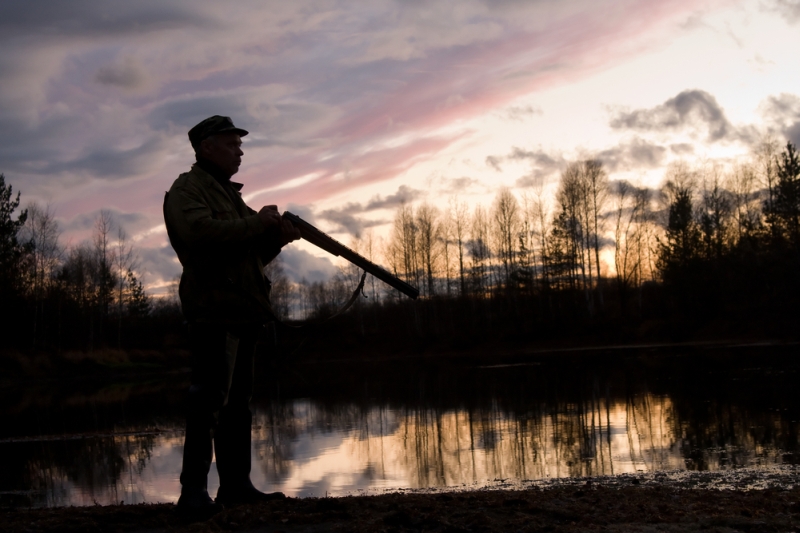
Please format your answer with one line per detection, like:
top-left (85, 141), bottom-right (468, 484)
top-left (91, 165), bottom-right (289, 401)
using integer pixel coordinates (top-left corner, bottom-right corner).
top-left (283, 211), bottom-right (419, 299)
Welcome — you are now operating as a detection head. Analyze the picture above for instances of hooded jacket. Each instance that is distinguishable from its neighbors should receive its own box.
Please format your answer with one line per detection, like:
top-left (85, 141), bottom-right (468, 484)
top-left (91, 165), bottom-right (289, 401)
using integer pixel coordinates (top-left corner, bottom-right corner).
top-left (163, 163), bottom-right (281, 324)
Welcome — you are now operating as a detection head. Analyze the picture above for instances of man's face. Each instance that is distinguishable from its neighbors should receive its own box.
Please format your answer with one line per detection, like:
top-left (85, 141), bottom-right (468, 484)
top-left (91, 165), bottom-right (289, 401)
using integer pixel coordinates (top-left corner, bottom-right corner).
top-left (200, 132), bottom-right (243, 176)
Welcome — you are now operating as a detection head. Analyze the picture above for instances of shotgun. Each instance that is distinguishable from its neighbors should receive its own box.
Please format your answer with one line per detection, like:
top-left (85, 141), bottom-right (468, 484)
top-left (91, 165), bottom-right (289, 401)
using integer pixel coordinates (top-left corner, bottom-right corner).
top-left (282, 211), bottom-right (419, 299)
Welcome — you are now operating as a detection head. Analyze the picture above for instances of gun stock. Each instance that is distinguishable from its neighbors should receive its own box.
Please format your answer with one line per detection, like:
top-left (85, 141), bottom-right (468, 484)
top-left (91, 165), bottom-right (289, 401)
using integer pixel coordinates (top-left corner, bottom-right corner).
top-left (282, 211), bottom-right (419, 299)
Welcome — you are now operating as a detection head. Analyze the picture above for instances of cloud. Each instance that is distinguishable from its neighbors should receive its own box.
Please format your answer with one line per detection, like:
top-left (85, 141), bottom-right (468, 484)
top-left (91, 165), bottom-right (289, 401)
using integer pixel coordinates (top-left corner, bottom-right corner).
top-left (766, 0), bottom-right (800, 24)
top-left (293, 185), bottom-right (422, 238)
top-left (55, 136), bottom-right (168, 180)
top-left (63, 208), bottom-right (151, 235)
top-left (608, 179), bottom-right (659, 198)
top-left (439, 176), bottom-right (480, 194)
top-left (503, 147), bottom-right (567, 186)
top-left (486, 155), bottom-right (503, 171)
top-left (596, 137), bottom-right (668, 171)
top-left (609, 89), bottom-right (735, 142)
top-left (670, 143), bottom-right (695, 155)
top-left (284, 203), bottom-right (318, 225)
top-left (317, 209), bottom-right (384, 238)
top-left (139, 245), bottom-right (182, 285)
top-left (502, 104), bottom-right (542, 121)
top-left (760, 93), bottom-right (800, 144)
top-left (364, 185), bottom-right (424, 211)
top-left (278, 247), bottom-right (338, 284)
top-left (0, 1), bottom-right (206, 38)
top-left (148, 89), bottom-right (338, 150)
top-left (95, 57), bottom-right (150, 90)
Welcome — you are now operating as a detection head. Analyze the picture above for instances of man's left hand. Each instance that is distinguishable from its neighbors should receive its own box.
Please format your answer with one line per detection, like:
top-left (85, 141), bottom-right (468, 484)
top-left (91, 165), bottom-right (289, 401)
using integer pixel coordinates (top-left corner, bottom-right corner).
top-left (279, 215), bottom-right (301, 246)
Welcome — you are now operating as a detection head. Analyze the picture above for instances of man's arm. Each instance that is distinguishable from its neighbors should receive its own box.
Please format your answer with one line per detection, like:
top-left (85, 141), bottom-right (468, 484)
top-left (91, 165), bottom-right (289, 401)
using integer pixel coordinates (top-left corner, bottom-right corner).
top-left (166, 186), bottom-right (289, 249)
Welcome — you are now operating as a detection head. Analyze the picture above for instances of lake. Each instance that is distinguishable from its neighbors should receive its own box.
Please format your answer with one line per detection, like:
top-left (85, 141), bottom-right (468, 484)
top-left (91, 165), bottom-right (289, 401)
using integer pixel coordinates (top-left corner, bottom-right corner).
top-left (1, 343), bottom-right (798, 508)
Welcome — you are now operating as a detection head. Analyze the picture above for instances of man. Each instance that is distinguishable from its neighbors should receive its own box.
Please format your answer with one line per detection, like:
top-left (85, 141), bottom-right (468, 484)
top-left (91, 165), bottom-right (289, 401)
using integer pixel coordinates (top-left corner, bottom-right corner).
top-left (163, 115), bottom-right (300, 514)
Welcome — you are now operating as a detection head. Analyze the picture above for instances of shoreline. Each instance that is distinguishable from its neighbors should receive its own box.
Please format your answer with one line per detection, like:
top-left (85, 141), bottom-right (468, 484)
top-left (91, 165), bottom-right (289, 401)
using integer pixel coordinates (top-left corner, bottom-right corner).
top-left (4, 467), bottom-right (800, 532)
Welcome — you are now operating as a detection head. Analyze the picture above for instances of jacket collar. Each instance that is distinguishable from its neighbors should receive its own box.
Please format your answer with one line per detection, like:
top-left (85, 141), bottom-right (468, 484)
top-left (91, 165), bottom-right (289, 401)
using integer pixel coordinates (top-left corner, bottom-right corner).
top-left (190, 163), bottom-right (244, 197)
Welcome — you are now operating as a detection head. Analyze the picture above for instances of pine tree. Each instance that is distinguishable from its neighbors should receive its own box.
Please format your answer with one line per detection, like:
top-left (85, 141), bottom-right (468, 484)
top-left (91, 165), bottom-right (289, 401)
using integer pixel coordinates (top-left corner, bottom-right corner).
top-left (0, 174), bottom-right (29, 297)
top-left (765, 142), bottom-right (800, 245)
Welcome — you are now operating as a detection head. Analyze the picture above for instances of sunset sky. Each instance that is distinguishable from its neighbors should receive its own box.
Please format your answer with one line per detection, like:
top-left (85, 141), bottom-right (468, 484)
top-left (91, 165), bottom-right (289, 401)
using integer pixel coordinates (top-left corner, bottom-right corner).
top-left (2, 0), bottom-right (799, 294)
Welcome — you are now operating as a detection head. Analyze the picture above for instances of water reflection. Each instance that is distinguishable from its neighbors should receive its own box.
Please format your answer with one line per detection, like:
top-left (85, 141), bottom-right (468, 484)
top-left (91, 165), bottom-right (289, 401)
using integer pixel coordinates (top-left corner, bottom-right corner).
top-left (1, 347), bottom-right (799, 507)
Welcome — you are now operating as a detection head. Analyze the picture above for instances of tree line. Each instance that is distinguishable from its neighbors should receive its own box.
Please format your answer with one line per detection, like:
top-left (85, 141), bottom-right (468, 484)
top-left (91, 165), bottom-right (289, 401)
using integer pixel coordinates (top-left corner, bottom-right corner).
top-left (283, 138), bottom-right (800, 351)
top-left (2, 138), bottom-right (798, 356)
top-left (0, 176), bottom-right (171, 354)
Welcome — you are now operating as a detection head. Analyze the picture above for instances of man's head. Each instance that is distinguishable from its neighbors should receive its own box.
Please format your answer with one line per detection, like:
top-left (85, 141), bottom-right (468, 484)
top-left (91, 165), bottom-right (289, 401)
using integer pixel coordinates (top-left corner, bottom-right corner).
top-left (189, 116), bottom-right (249, 176)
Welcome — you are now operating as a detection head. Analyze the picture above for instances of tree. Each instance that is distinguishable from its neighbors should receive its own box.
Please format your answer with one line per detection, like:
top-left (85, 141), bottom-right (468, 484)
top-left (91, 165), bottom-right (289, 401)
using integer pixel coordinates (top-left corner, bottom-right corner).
top-left (582, 159), bottom-right (608, 307)
top-left (448, 198), bottom-right (470, 297)
top-left (388, 204), bottom-right (420, 293)
top-left (93, 210), bottom-right (116, 323)
top-left (126, 269), bottom-right (151, 318)
top-left (491, 188), bottom-right (520, 290)
top-left (765, 141), bottom-right (800, 245)
top-left (416, 203), bottom-right (441, 297)
top-left (0, 174), bottom-right (29, 299)
top-left (612, 180), bottom-right (653, 312)
top-left (657, 179), bottom-right (702, 275)
top-left (554, 164), bottom-right (587, 294)
top-left (698, 166), bottom-right (733, 261)
top-left (114, 225), bottom-right (137, 347)
top-left (469, 206), bottom-right (491, 296)
top-left (726, 162), bottom-right (761, 241)
top-left (20, 202), bottom-right (62, 346)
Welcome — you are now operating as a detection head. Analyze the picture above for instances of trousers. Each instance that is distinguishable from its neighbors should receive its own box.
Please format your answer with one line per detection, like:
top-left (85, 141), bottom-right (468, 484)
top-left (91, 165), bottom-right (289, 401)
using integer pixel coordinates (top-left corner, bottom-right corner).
top-left (180, 323), bottom-right (259, 490)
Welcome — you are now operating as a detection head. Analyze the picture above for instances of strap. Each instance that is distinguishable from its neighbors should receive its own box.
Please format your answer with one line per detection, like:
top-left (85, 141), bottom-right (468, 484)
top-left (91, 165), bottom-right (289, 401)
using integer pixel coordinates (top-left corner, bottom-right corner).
top-left (278, 271), bottom-right (368, 330)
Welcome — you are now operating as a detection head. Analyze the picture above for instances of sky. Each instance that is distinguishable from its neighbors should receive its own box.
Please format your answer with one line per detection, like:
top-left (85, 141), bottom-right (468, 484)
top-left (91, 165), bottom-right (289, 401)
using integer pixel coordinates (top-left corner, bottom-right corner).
top-left (2, 0), bottom-right (799, 294)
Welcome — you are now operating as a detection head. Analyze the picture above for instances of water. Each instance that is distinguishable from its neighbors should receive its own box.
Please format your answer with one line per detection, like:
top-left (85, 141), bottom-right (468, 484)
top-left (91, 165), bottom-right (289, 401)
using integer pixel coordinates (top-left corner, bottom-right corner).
top-left (1, 344), bottom-right (799, 507)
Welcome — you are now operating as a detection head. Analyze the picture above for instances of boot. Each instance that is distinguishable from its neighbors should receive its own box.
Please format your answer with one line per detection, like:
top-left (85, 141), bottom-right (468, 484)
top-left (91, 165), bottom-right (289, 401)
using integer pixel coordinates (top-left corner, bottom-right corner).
top-left (214, 407), bottom-right (285, 505)
top-left (216, 479), bottom-right (286, 506)
top-left (176, 486), bottom-right (222, 518)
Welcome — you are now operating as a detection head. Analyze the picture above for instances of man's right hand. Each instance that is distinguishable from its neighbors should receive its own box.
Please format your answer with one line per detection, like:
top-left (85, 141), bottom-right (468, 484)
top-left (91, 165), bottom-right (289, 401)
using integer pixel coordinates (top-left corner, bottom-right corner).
top-left (258, 205), bottom-right (282, 229)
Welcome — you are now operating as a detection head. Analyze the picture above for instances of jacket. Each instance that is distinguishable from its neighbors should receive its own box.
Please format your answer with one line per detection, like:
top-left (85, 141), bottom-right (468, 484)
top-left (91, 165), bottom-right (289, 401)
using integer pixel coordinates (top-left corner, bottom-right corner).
top-left (163, 163), bottom-right (281, 324)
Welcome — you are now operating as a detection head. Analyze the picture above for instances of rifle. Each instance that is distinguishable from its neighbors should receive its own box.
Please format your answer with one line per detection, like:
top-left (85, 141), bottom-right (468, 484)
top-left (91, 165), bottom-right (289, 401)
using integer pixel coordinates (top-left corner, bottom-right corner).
top-left (282, 211), bottom-right (419, 299)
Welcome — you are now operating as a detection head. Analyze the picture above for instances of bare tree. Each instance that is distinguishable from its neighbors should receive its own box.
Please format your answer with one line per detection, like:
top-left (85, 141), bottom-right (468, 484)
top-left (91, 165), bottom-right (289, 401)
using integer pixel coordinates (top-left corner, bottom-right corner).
top-left (555, 162), bottom-right (588, 295)
top-left (491, 188), bottom-right (520, 290)
top-left (22, 202), bottom-right (62, 346)
top-left (388, 204), bottom-right (420, 294)
top-left (113, 225), bottom-right (138, 347)
top-left (527, 187), bottom-right (552, 293)
top-left (449, 198), bottom-right (470, 297)
top-left (612, 180), bottom-right (653, 309)
top-left (698, 163), bottom-right (734, 260)
top-left (416, 203), bottom-right (441, 297)
top-left (726, 162), bottom-right (761, 240)
top-left (469, 205), bottom-right (491, 297)
top-left (93, 210), bottom-right (116, 321)
top-left (754, 136), bottom-right (780, 216)
top-left (438, 212), bottom-right (454, 297)
top-left (583, 159), bottom-right (608, 307)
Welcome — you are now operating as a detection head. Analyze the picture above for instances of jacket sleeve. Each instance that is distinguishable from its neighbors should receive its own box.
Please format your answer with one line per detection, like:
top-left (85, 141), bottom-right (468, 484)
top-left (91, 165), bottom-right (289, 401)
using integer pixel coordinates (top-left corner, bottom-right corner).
top-left (167, 184), bottom-right (266, 247)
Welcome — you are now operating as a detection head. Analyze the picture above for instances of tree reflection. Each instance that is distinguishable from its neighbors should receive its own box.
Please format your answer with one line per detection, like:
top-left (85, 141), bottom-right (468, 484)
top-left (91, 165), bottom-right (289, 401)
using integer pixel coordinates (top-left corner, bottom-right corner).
top-left (4, 348), bottom-right (800, 506)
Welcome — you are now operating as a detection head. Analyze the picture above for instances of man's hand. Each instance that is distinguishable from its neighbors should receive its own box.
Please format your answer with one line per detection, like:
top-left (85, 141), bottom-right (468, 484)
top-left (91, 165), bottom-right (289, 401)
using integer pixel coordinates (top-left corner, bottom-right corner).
top-left (279, 216), bottom-right (301, 245)
top-left (258, 205), bottom-right (282, 229)
top-left (258, 205), bottom-right (301, 245)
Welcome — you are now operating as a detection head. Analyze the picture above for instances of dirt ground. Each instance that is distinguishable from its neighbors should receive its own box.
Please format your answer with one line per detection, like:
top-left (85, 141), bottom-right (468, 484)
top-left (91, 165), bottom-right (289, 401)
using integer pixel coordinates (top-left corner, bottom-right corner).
top-left (4, 469), bottom-right (800, 533)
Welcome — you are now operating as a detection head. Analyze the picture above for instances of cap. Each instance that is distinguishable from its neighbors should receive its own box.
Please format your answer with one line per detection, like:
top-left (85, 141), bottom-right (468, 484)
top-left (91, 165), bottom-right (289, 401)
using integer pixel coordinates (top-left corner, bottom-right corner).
top-left (188, 115), bottom-right (249, 149)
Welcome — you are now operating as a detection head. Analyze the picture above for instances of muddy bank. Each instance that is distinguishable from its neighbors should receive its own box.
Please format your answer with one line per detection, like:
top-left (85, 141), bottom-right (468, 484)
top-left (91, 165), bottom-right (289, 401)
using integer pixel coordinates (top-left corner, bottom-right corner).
top-left (4, 467), bottom-right (800, 532)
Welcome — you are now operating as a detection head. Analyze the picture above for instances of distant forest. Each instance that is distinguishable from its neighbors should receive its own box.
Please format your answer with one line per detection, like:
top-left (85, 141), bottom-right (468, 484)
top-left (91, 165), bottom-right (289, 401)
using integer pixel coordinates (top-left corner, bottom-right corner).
top-left (1, 138), bottom-right (799, 356)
